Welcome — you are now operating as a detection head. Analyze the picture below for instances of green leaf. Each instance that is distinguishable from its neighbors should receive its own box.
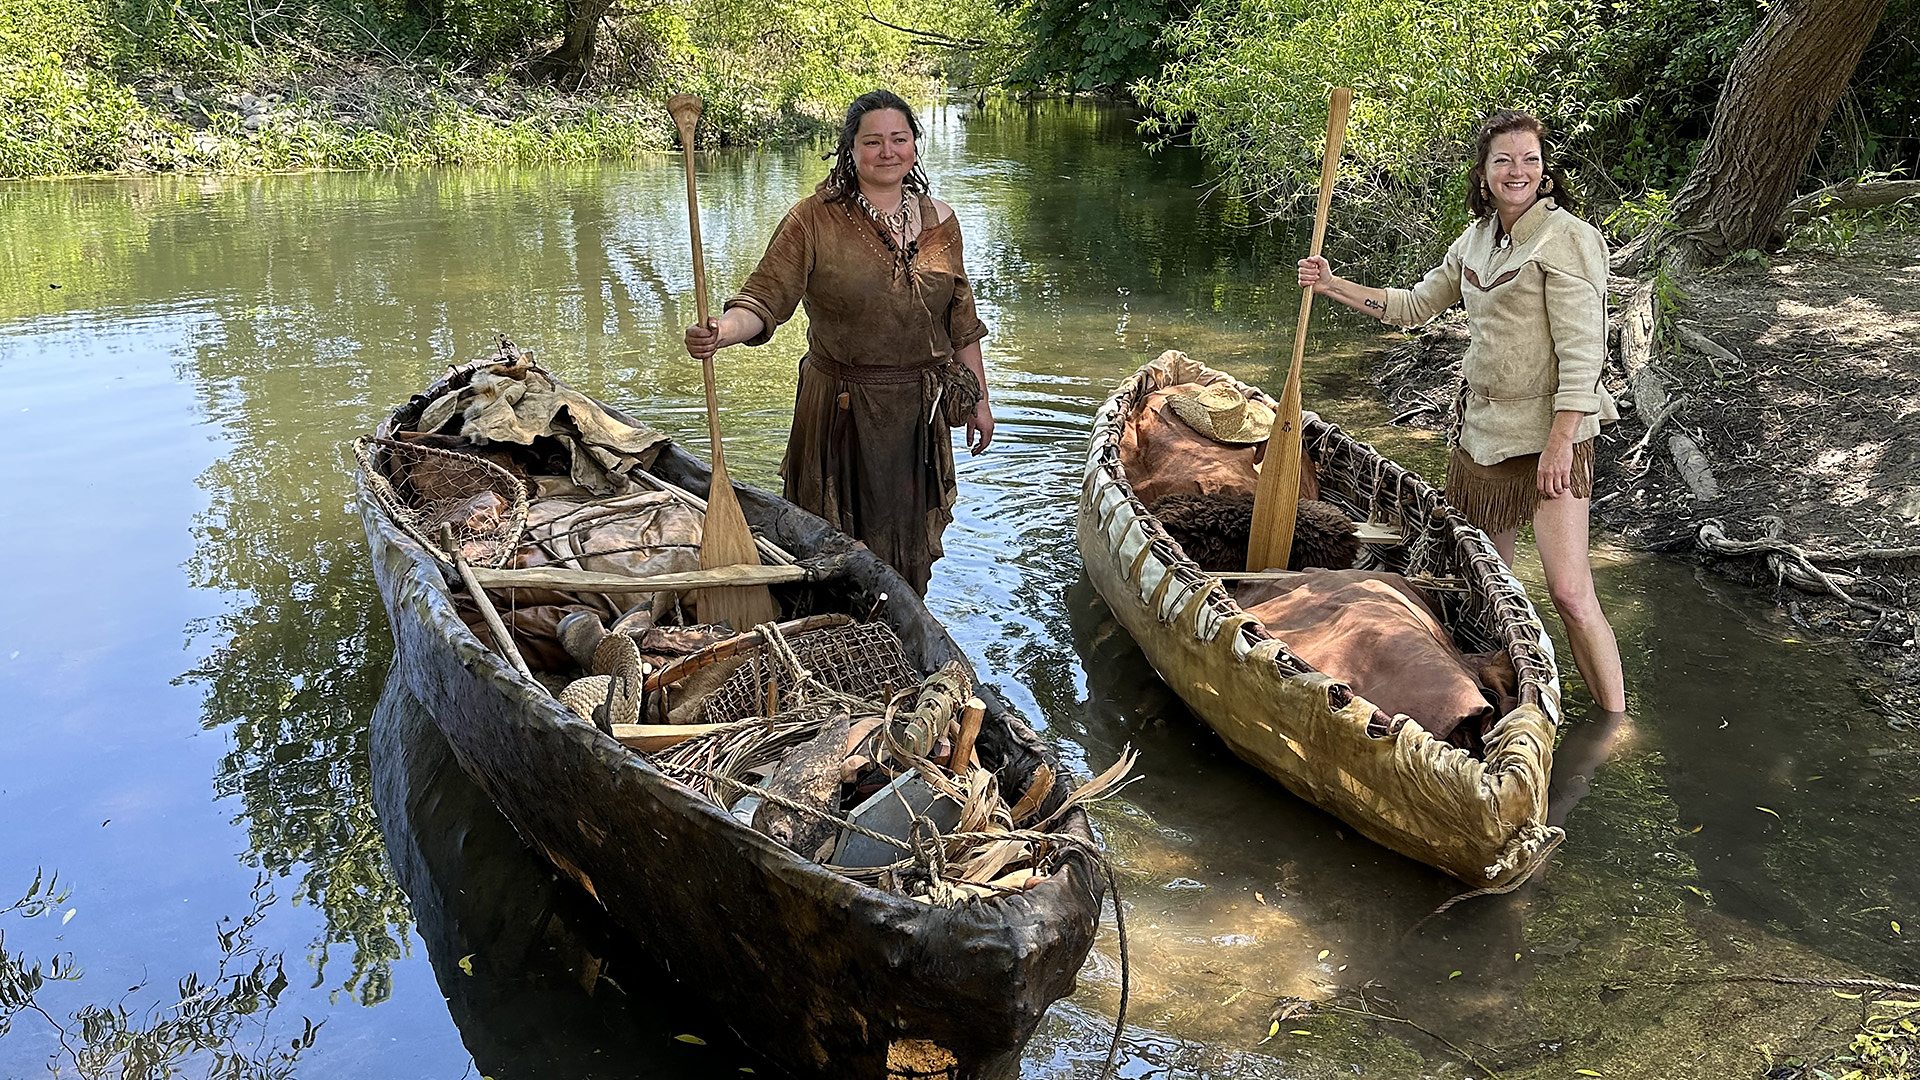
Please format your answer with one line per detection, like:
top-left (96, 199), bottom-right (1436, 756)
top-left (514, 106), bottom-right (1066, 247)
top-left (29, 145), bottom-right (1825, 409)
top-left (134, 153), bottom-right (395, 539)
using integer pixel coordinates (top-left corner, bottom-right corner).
top-left (1756, 806), bottom-right (1780, 819)
top-left (1448, 970), bottom-right (1462, 978)
top-left (457, 954), bottom-right (475, 975)
top-left (1317, 949), bottom-right (1330, 961)
top-left (1576, 1071), bottom-right (1603, 1077)
top-left (675, 1034), bottom-right (707, 1045)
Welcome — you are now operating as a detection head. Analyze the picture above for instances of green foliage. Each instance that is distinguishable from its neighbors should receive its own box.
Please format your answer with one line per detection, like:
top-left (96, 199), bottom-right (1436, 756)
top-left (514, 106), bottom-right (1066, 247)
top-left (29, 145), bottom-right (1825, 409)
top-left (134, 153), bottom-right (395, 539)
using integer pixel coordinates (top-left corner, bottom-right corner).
top-left (1787, 201), bottom-right (1920, 256)
top-left (1135, 0), bottom-right (1917, 273)
top-left (1001, 0), bottom-right (1179, 92)
top-left (1138, 0), bottom-right (1574, 270)
top-left (0, 0), bottom-right (150, 177)
top-left (0, 0), bottom-right (977, 176)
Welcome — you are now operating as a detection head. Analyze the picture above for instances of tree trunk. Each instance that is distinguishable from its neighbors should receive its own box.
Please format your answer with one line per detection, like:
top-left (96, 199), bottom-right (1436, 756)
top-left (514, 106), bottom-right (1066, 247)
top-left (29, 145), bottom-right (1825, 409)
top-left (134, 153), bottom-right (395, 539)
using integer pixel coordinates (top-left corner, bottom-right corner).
top-left (537, 0), bottom-right (615, 89)
top-left (1667, 0), bottom-right (1889, 268)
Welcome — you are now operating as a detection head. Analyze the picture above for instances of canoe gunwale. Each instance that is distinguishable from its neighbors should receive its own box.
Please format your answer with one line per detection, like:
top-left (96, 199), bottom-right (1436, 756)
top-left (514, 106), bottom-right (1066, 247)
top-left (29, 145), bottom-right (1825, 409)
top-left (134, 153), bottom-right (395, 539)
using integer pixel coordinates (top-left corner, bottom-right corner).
top-left (1077, 351), bottom-right (1563, 887)
top-left (358, 359), bottom-right (1104, 1076)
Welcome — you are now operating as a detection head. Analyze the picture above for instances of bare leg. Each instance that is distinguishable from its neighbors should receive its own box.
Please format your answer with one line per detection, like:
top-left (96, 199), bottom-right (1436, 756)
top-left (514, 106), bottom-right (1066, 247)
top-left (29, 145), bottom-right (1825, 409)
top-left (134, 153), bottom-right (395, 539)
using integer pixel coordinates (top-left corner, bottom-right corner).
top-left (1546, 707), bottom-right (1633, 828)
top-left (1532, 494), bottom-right (1627, 711)
top-left (1487, 527), bottom-right (1519, 568)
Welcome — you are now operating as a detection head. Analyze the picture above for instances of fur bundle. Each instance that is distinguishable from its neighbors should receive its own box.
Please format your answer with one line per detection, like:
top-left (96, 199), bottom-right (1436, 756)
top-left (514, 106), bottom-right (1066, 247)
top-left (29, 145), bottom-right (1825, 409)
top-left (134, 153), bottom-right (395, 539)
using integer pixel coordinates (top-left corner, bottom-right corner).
top-left (1151, 493), bottom-right (1360, 572)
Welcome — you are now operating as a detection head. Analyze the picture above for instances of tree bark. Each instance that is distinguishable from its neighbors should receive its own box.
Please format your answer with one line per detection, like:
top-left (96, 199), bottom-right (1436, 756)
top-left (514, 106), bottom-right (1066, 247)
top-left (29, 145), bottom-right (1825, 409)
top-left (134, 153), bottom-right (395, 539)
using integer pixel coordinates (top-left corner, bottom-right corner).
top-left (1668, 0), bottom-right (1889, 268)
top-left (536, 0), bottom-right (616, 89)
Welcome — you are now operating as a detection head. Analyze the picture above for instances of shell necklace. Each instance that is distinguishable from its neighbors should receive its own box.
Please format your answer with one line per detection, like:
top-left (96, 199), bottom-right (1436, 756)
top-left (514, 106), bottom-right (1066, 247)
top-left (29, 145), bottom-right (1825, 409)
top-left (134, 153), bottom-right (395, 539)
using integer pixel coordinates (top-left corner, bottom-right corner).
top-left (853, 189), bottom-right (914, 244)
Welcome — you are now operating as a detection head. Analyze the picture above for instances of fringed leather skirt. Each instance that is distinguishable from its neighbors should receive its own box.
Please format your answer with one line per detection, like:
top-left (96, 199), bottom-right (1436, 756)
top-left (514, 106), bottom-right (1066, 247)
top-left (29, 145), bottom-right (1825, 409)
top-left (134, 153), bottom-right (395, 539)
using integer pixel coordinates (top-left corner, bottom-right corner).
top-left (1445, 438), bottom-right (1596, 534)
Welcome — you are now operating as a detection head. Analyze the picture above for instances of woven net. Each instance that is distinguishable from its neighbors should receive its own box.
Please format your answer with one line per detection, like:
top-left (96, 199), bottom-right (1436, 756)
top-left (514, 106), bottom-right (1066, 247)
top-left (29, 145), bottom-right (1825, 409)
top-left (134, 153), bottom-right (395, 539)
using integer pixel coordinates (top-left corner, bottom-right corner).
top-left (696, 621), bottom-right (920, 726)
top-left (355, 436), bottom-right (530, 568)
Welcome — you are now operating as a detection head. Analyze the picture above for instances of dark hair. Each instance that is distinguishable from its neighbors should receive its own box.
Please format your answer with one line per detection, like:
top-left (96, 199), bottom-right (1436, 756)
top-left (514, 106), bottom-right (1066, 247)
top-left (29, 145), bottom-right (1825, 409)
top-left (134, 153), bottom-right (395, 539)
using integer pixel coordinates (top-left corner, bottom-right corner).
top-left (1465, 109), bottom-right (1577, 219)
top-left (819, 89), bottom-right (929, 203)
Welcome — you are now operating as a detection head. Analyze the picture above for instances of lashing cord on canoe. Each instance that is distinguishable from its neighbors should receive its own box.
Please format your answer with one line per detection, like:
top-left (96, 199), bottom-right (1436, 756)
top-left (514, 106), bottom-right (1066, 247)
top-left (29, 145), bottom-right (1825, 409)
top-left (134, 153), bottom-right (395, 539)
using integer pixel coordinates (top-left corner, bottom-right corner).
top-left (651, 758), bottom-right (1132, 1079)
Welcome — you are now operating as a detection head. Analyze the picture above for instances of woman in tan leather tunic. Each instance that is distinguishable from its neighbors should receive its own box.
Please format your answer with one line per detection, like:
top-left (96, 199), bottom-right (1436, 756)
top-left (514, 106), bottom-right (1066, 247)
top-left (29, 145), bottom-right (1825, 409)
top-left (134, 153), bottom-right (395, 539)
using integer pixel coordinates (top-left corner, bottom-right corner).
top-left (684, 90), bottom-right (992, 596)
top-left (1296, 110), bottom-right (1627, 713)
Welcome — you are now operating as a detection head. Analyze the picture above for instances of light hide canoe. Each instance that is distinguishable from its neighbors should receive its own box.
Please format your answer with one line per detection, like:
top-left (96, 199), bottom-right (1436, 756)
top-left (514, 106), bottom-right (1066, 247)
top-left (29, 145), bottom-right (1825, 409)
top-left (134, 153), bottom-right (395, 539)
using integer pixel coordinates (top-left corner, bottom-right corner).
top-left (1077, 350), bottom-right (1563, 888)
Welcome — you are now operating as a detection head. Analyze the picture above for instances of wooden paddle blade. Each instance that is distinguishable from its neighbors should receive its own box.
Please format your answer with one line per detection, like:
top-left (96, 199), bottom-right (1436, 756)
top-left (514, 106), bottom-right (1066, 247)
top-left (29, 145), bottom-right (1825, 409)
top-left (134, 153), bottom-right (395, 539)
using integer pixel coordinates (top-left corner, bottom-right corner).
top-left (1246, 352), bottom-right (1307, 571)
top-left (697, 466), bottom-right (779, 630)
top-left (1247, 86), bottom-right (1352, 572)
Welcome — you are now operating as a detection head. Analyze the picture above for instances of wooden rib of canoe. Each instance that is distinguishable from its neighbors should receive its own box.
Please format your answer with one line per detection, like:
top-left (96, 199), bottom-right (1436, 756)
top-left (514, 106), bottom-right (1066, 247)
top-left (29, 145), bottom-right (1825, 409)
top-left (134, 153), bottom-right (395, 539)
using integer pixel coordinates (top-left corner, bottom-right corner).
top-left (357, 359), bottom-right (1102, 1079)
top-left (1077, 350), bottom-right (1563, 888)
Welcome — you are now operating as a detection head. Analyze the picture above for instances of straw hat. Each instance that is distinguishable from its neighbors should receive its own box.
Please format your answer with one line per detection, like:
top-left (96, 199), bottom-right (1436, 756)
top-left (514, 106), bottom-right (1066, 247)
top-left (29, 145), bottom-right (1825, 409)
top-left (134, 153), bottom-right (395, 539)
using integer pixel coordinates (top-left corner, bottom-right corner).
top-left (1164, 382), bottom-right (1275, 445)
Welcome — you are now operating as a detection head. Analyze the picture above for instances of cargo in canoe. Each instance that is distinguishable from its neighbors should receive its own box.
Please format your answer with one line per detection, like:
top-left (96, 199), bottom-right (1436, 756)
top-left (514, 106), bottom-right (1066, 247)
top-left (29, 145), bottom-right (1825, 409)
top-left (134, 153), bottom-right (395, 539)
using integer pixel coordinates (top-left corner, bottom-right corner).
top-left (1077, 350), bottom-right (1563, 888)
top-left (356, 349), bottom-right (1108, 1078)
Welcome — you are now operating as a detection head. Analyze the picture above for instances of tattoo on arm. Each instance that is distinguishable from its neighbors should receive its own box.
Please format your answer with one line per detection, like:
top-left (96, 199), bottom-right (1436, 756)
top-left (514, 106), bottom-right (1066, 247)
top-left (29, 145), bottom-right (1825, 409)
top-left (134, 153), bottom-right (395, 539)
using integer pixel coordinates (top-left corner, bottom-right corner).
top-left (1363, 297), bottom-right (1383, 311)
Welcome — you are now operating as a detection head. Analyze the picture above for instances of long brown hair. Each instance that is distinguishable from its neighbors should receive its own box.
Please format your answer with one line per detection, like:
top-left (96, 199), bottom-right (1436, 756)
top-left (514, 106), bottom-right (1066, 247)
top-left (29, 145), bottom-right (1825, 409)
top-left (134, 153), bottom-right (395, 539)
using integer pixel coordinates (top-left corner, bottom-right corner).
top-left (1465, 110), bottom-right (1577, 220)
top-left (818, 89), bottom-right (930, 203)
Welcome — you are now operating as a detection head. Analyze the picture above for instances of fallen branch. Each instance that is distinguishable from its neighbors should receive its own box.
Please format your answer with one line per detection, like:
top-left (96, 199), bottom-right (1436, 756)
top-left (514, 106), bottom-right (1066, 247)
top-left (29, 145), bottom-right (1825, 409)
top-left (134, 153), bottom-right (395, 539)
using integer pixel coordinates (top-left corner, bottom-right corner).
top-left (1782, 179), bottom-right (1920, 228)
top-left (1614, 279), bottom-right (1720, 498)
top-left (1696, 517), bottom-right (1890, 614)
top-left (1623, 395), bottom-right (1685, 473)
top-left (1388, 402), bottom-right (1440, 425)
top-left (860, 8), bottom-right (986, 47)
top-left (1668, 432), bottom-right (1720, 500)
top-left (1672, 323), bottom-right (1741, 376)
top-left (1624, 972), bottom-right (1920, 997)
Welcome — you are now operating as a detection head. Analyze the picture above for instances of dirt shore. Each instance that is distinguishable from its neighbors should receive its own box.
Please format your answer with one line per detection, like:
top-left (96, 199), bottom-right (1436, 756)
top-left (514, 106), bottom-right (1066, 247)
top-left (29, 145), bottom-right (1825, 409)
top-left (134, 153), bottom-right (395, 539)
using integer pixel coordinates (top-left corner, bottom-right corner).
top-left (1372, 229), bottom-right (1920, 722)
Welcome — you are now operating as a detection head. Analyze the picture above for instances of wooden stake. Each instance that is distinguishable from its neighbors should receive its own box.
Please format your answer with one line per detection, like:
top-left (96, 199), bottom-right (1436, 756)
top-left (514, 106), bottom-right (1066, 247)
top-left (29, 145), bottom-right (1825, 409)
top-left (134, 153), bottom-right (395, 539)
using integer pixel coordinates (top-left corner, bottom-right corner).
top-left (1247, 86), bottom-right (1352, 572)
top-left (950, 698), bottom-right (986, 773)
top-left (667, 93), bottom-right (780, 632)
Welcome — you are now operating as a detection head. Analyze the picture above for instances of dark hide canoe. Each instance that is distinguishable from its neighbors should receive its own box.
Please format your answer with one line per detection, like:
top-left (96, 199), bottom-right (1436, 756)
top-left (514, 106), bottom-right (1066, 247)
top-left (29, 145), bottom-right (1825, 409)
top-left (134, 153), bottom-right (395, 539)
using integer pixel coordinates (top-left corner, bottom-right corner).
top-left (1078, 350), bottom-right (1562, 888)
top-left (357, 360), bottom-right (1102, 1079)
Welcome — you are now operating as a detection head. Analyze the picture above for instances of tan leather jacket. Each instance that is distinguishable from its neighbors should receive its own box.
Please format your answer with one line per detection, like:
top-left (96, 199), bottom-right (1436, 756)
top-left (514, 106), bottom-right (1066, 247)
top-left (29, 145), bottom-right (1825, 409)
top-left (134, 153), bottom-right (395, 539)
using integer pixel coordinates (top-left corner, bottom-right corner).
top-left (1384, 199), bottom-right (1619, 465)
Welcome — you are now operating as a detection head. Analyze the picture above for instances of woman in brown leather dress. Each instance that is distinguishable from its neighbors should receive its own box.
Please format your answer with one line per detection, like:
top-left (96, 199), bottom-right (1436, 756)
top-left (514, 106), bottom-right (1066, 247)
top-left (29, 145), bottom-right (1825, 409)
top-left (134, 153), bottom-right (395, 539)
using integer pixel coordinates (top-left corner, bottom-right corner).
top-left (684, 90), bottom-right (992, 595)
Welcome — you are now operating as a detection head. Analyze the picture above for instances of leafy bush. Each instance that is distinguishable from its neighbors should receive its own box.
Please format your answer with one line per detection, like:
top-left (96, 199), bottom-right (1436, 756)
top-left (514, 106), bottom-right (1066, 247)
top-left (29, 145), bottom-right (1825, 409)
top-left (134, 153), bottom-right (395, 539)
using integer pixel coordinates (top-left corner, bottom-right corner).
top-left (1137, 0), bottom-right (1575, 269)
top-left (1001, 0), bottom-right (1183, 92)
top-left (0, 0), bottom-right (152, 177)
top-left (1134, 0), bottom-right (1917, 272)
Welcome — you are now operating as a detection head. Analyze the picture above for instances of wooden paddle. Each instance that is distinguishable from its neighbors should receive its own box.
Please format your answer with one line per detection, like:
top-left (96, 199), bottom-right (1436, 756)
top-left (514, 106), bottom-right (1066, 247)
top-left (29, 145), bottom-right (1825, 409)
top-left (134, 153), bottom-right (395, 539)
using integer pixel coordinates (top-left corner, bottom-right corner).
top-left (668, 93), bottom-right (779, 631)
top-left (1247, 86), bottom-right (1353, 573)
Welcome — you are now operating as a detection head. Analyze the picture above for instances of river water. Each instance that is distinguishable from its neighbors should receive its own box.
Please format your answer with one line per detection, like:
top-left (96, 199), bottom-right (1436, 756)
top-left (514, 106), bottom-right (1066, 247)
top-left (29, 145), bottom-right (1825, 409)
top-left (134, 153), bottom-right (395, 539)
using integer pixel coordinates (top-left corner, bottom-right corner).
top-left (1, 99), bottom-right (1914, 1079)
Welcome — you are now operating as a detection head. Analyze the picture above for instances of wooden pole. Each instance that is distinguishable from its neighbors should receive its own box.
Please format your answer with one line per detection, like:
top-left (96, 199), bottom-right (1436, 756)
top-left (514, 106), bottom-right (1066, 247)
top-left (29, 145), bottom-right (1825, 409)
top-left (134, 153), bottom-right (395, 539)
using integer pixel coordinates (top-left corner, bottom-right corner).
top-left (667, 94), bottom-right (780, 631)
top-left (441, 524), bottom-right (546, 693)
top-left (1247, 86), bottom-right (1353, 572)
top-left (466, 562), bottom-right (808, 593)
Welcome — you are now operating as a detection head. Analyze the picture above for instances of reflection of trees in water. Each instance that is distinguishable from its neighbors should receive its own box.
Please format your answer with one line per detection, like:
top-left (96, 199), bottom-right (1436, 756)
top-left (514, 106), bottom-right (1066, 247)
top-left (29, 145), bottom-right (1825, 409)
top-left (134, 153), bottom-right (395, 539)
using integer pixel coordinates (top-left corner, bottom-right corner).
top-left (1, 871), bottom-right (316, 1077)
top-left (180, 451), bottom-right (407, 1004)
top-left (155, 165), bottom-right (697, 1004)
top-left (939, 99), bottom-right (1296, 342)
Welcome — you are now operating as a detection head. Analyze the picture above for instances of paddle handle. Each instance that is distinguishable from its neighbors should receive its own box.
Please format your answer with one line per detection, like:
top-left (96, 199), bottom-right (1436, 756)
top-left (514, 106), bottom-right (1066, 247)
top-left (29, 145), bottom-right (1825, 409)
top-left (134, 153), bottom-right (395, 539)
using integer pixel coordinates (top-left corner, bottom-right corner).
top-left (668, 94), bottom-right (732, 482)
top-left (1247, 86), bottom-right (1351, 573)
top-left (669, 94), bottom-right (710, 321)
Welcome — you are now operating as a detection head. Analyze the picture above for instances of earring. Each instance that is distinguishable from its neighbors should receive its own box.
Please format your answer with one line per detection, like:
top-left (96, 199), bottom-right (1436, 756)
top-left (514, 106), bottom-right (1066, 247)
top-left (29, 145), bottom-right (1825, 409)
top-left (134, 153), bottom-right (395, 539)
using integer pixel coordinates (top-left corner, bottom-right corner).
top-left (1541, 176), bottom-right (1555, 194)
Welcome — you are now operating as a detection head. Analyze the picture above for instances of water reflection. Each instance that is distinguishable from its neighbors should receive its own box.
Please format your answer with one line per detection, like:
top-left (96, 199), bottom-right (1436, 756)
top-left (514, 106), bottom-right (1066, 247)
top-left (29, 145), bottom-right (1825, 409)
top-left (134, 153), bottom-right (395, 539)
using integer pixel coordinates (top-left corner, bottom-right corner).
top-left (369, 674), bottom-right (763, 1078)
top-left (0, 96), bottom-right (1915, 1079)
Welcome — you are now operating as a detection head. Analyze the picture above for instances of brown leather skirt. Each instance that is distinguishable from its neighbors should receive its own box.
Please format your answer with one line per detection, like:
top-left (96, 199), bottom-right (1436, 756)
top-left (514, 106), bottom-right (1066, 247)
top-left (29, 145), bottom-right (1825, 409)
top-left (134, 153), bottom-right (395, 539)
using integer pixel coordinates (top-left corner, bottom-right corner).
top-left (1445, 439), bottom-right (1595, 534)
